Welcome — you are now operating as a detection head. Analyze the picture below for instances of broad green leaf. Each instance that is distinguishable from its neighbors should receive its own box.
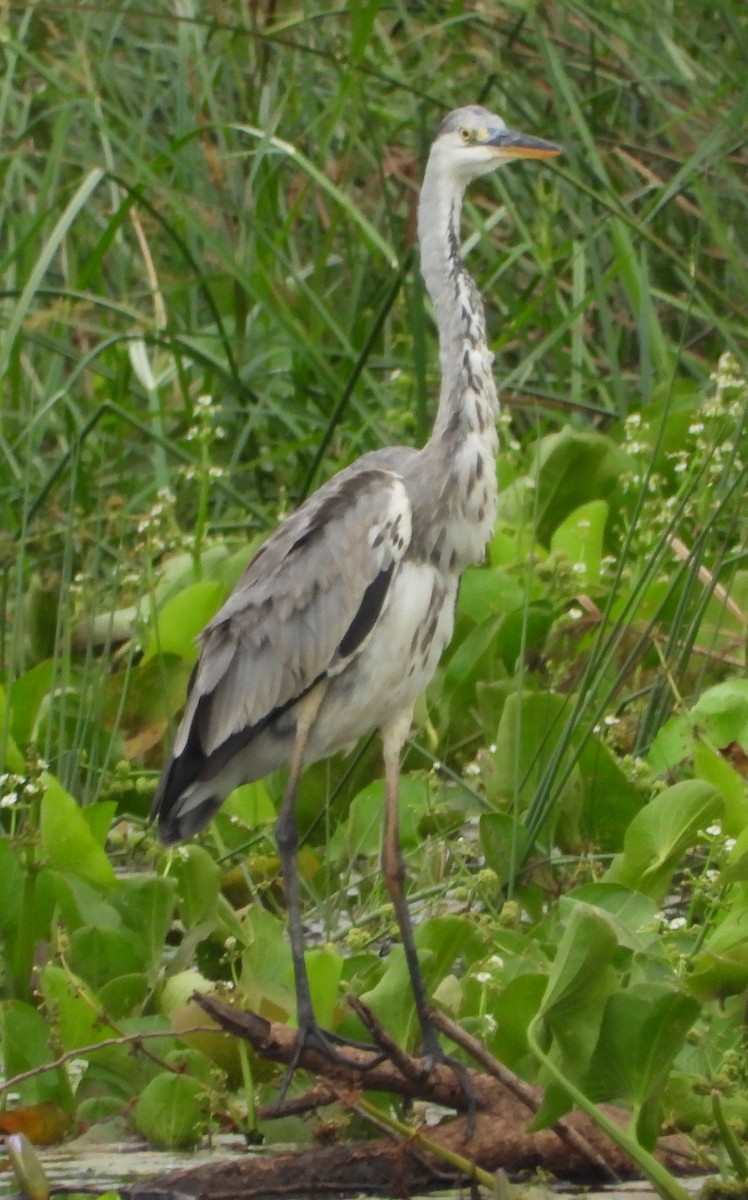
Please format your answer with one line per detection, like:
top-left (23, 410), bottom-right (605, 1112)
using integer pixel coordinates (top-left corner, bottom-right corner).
top-left (563, 884), bottom-right (659, 952)
top-left (485, 973), bottom-right (548, 1071)
top-left (530, 903), bottom-right (619, 1127)
top-left (457, 567), bottom-right (524, 622)
top-left (361, 917), bottom-right (484, 1049)
top-left (80, 801), bottom-right (117, 847)
top-left (98, 973), bottom-right (150, 1019)
top-left (67, 926), bottom-right (147, 990)
top-left (480, 811), bottom-right (530, 891)
top-left (693, 739), bottom-right (748, 835)
top-left (39, 966), bottom-right (119, 1054)
top-left (239, 907), bottom-right (294, 1020)
top-left (649, 678), bottom-right (748, 773)
top-left (171, 844), bottom-right (221, 929)
top-left (605, 780), bottom-right (721, 900)
top-left (133, 1073), bottom-right (205, 1148)
top-left (307, 946), bottom-right (344, 1032)
top-left (686, 901), bottom-right (748, 1000)
top-left (7, 660), bottom-right (55, 747)
top-left (537, 903), bottom-right (619, 1033)
top-left (550, 499), bottom-right (609, 587)
top-left (218, 780), bottom-right (276, 832)
top-left (49, 873), bottom-right (122, 935)
top-left (40, 775), bottom-right (116, 891)
top-left (39, 967), bottom-right (163, 1094)
top-left (585, 986), bottom-right (700, 1147)
top-left (329, 774), bottom-right (425, 860)
top-left (505, 427), bottom-right (629, 546)
top-left (142, 579), bottom-right (226, 664)
top-left (111, 877), bottom-right (177, 976)
top-left (0, 685), bottom-right (26, 772)
top-left (2, 1001), bottom-right (74, 1108)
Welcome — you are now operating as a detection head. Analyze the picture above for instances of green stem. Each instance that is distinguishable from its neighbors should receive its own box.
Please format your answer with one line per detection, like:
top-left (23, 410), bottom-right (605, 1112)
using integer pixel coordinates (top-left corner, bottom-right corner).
top-left (711, 1090), bottom-right (748, 1181)
top-left (354, 1097), bottom-right (498, 1192)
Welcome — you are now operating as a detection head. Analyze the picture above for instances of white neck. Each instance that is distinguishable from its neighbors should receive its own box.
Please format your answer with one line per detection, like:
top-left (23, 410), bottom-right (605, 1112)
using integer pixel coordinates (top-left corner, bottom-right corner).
top-left (414, 152), bottom-right (499, 570)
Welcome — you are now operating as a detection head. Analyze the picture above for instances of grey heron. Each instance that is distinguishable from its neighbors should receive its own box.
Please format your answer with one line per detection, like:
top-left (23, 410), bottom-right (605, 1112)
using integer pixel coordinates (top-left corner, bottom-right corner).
top-left (152, 105), bottom-right (561, 1069)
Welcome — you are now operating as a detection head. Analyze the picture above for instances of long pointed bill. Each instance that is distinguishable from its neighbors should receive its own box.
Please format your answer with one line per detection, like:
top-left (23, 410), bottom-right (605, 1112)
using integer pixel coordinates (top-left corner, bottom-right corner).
top-left (487, 128), bottom-right (563, 160)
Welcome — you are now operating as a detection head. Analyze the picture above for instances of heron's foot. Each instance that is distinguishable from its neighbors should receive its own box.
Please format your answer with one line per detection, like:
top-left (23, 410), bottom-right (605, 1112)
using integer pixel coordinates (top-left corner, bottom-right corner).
top-left (419, 1023), bottom-right (477, 1129)
top-left (275, 1020), bottom-right (386, 1104)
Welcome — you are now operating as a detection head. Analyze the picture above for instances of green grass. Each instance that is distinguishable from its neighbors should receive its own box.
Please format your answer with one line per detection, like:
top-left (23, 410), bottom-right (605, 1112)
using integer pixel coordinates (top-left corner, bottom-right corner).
top-left (1, 0), bottom-right (747, 1175)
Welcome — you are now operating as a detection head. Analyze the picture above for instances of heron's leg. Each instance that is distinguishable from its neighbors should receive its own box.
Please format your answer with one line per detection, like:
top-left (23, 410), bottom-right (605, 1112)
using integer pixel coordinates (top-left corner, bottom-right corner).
top-left (274, 682), bottom-right (380, 1079)
top-left (381, 710), bottom-right (477, 1123)
top-left (274, 681), bottom-right (328, 1032)
top-left (380, 707), bottom-right (441, 1059)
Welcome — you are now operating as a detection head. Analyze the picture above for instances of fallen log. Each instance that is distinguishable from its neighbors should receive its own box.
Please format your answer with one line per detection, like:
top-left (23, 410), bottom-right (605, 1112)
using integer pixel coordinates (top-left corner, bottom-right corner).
top-left (127, 992), bottom-right (698, 1200)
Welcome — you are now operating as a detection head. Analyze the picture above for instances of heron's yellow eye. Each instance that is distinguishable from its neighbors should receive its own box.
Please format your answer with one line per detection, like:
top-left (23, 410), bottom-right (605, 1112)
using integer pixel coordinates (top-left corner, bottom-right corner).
top-left (460, 127), bottom-right (472, 142)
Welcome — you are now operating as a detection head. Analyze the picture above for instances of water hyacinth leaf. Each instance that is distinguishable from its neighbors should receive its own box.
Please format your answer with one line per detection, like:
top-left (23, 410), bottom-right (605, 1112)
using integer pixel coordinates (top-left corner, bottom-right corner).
top-left (604, 780), bottom-right (722, 900)
top-left (686, 903), bottom-right (748, 1000)
top-left (330, 775), bottom-right (425, 860)
top-left (67, 925), bottom-right (147, 990)
top-left (457, 566), bottom-right (525, 622)
top-left (480, 811), bottom-right (530, 890)
top-left (562, 883), bottom-right (659, 952)
top-left (6, 659), bottom-right (55, 747)
top-left (693, 739), bottom-right (748, 835)
top-left (0, 685), bottom-right (26, 771)
top-left (362, 917), bottom-right (484, 1048)
top-left (550, 498), bottom-right (609, 587)
top-left (2, 1001), bottom-right (74, 1108)
top-left (484, 972), bottom-right (548, 1070)
top-left (503, 427), bottom-right (629, 546)
top-left (217, 779), bottom-right (276, 834)
top-left (111, 876), bottom-right (178, 976)
top-left (307, 945), bottom-right (344, 1032)
top-left (585, 986), bottom-right (700, 1147)
top-left (239, 907), bottom-right (295, 1019)
top-left (648, 678), bottom-right (748, 774)
top-left (141, 579), bottom-right (226, 664)
top-left (80, 800), bottom-right (117, 847)
top-left (530, 903), bottom-right (619, 1126)
top-left (98, 973), bottom-right (151, 1019)
top-left (40, 775), bottom-right (116, 891)
top-left (39, 965), bottom-right (119, 1055)
top-left (133, 1073), bottom-right (206, 1148)
top-left (170, 843), bottom-right (222, 929)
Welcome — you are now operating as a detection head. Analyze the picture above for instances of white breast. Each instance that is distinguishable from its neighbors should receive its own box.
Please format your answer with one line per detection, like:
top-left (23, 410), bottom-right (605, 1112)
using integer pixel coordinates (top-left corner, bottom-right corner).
top-left (308, 560), bottom-right (457, 759)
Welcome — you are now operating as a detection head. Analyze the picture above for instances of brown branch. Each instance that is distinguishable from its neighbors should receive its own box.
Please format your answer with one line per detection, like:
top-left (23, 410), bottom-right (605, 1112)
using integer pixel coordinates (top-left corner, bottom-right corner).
top-left (0, 1026), bottom-right (220, 1097)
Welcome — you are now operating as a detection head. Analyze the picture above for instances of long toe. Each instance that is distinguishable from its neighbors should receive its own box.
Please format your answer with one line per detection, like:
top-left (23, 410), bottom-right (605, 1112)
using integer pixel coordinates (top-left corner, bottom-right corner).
top-left (276, 1021), bottom-right (386, 1102)
top-left (419, 1024), bottom-right (477, 1128)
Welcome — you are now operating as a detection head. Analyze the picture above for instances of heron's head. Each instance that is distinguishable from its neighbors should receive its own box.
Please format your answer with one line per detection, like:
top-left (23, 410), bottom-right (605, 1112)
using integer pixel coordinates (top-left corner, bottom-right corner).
top-left (431, 105), bottom-right (562, 184)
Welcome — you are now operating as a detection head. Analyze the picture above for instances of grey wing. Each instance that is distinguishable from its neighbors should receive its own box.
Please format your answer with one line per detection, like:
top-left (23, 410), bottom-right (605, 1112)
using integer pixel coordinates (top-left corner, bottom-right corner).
top-left (151, 459), bottom-right (413, 841)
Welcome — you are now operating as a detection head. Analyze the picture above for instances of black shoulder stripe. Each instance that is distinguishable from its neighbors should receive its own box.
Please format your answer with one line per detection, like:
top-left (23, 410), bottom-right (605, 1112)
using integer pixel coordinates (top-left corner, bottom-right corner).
top-left (338, 562), bottom-right (394, 659)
